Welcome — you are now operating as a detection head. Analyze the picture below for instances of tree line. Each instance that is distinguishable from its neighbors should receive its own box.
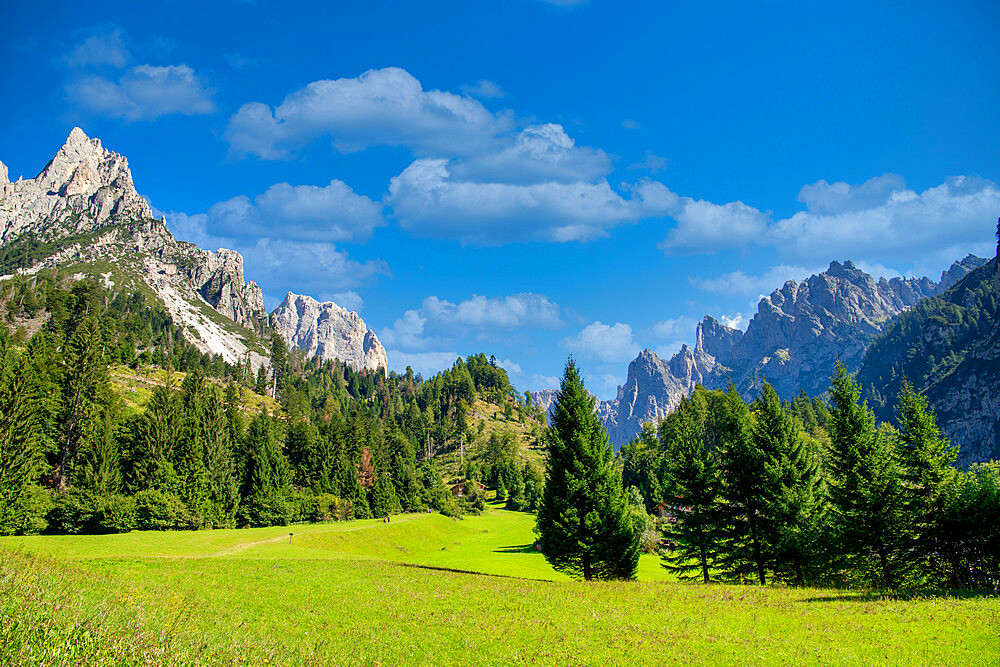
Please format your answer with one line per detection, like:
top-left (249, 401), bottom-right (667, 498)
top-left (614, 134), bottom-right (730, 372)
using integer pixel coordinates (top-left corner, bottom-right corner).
top-left (0, 277), bottom-right (544, 536)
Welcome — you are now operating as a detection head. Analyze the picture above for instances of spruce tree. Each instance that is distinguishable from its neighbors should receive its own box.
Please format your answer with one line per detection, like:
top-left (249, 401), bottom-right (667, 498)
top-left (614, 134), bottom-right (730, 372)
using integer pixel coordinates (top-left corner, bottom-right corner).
top-left (0, 344), bottom-right (45, 534)
top-left (660, 397), bottom-right (723, 583)
top-left (536, 358), bottom-right (641, 581)
top-left (239, 408), bottom-right (291, 526)
top-left (895, 380), bottom-right (958, 579)
top-left (752, 382), bottom-right (826, 585)
top-left (715, 383), bottom-right (769, 584)
top-left (56, 316), bottom-right (109, 489)
top-left (828, 364), bottom-right (908, 588)
top-left (201, 387), bottom-right (239, 528)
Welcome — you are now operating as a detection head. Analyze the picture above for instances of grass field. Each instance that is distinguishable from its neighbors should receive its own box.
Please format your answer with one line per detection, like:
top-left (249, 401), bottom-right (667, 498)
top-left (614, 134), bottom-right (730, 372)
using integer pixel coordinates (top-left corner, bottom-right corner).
top-left (3, 508), bottom-right (999, 665)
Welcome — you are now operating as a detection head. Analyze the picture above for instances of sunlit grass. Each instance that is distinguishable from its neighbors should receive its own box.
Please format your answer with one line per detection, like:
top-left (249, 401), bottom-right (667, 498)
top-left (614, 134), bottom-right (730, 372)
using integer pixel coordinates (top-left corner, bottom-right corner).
top-left (3, 509), bottom-right (998, 665)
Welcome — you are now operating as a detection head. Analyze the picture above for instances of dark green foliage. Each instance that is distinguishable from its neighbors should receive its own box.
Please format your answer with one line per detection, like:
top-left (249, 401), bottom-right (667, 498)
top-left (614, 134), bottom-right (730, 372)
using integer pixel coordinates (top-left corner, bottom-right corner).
top-left (659, 397), bottom-right (723, 583)
top-left (0, 339), bottom-right (47, 535)
top-left (239, 409), bottom-right (291, 527)
top-left (536, 359), bottom-right (641, 581)
top-left (828, 364), bottom-right (909, 588)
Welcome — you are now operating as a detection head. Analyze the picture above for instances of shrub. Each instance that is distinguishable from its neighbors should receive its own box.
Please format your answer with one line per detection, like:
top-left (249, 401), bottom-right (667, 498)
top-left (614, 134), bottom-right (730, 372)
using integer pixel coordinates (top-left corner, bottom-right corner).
top-left (47, 489), bottom-right (101, 534)
top-left (238, 495), bottom-right (291, 528)
top-left (134, 489), bottom-right (200, 531)
top-left (0, 485), bottom-right (53, 536)
top-left (96, 495), bottom-right (137, 533)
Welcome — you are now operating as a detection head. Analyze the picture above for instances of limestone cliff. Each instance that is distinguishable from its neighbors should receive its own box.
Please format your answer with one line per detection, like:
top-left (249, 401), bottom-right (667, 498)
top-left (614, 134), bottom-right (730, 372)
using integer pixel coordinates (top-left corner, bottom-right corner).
top-left (0, 128), bottom-right (268, 365)
top-left (591, 257), bottom-right (986, 448)
top-left (270, 292), bottom-right (388, 375)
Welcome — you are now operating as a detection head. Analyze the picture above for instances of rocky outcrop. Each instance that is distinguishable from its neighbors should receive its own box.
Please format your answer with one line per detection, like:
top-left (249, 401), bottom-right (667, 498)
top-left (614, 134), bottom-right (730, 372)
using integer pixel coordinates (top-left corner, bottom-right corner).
top-left (0, 128), bottom-right (268, 365)
top-left (270, 292), bottom-right (388, 374)
top-left (587, 257), bottom-right (987, 448)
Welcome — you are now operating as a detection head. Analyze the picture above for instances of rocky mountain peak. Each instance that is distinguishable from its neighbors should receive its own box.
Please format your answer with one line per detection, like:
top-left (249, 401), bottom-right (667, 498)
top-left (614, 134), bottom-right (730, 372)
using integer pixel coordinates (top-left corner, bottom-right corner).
top-left (270, 292), bottom-right (388, 375)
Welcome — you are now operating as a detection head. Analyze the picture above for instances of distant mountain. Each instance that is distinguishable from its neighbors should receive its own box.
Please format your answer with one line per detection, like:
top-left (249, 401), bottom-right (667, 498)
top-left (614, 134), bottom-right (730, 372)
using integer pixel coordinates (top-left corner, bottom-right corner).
top-left (858, 237), bottom-right (1000, 466)
top-left (538, 257), bottom-right (987, 448)
top-left (0, 128), bottom-right (385, 374)
top-left (270, 292), bottom-right (387, 374)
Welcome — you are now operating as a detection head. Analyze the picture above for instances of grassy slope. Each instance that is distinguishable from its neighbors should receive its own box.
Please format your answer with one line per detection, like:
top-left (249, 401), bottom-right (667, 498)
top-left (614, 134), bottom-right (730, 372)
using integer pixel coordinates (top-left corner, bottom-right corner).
top-left (3, 510), bottom-right (998, 666)
top-left (109, 365), bottom-right (280, 417)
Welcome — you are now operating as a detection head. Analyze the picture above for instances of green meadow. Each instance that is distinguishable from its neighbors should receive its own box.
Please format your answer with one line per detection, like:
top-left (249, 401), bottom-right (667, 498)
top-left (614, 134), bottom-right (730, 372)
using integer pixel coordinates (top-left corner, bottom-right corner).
top-left (3, 508), bottom-right (998, 666)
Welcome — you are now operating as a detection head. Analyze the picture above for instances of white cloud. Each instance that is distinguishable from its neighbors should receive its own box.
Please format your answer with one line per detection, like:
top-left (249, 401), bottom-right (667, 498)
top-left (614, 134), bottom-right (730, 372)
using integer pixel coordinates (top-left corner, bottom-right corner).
top-left (770, 175), bottom-right (1000, 263)
top-left (226, 67), bottom-right (511, 159)
top-left (621, 119), bottom-right (641, 130)
top-left (628, 150), bottom-right (667, 173)
top-left (169, 179), bottom-right (382, 243)
top-left (326, 290), bottom-right (364, 312)
top-left (648, 315), bottom-right (697, 341)
top-left (530, 374), bottom-right (560, 391)
top-left (659, 197), bottom-right (771, 255)
top-left (718, 313), bottom-right (746, 330)
top-left (797, 173), bottom-right (905, 215)
top-left (562, 321), bottom-right (640, 363)
top-left (449, 124), bottom-right (610, 185)
top-left (691, 264), bottom-right (819, 297)
top-left (387, 158), bottom-right (644, 244)
top-left (64, 27), bottom-right (130, 68)
top-left (381, 293), bottom-right (562, 350)
top-left (460, 80), bottom-right (505, 99)
top-left (386, 350), bottom-right (460, 377)
top-left (68, 65), bottom-right (215, 121)
top-left (497, 358), bottom-right (524, 376)
top-left (660, 174), bottom-right (1000, 270)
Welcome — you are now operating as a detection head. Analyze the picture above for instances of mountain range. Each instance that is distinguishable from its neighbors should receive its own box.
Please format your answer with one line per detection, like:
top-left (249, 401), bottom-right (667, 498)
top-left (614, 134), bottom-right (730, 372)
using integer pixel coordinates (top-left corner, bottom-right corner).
top-left (534, 252), bottom-right (997, 462)
top-left (0, 129), bottom-right (386, 374)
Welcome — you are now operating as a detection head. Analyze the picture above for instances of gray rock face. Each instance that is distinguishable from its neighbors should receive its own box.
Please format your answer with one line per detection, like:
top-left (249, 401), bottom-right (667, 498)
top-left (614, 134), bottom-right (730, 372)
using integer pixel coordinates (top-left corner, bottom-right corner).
top-left (589, 257), bottom-right (986, 448)
top-left (0, 128), bottom-right (268, 364)
top-left (270, 292), bottom-right (388, 374)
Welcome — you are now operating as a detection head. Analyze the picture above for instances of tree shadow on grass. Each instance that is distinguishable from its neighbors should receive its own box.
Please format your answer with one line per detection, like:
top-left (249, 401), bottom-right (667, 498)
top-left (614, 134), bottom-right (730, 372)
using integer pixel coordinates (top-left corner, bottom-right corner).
top-left (493, 543), bottom-right (539, 554)
top-left (800, 588), bottom-right (998, 603)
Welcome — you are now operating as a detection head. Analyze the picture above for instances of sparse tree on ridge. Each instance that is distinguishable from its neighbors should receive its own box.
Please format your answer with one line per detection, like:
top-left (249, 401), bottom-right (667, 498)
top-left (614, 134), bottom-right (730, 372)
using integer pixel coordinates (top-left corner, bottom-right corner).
top-left (536, 358), bottom-right (641, 581)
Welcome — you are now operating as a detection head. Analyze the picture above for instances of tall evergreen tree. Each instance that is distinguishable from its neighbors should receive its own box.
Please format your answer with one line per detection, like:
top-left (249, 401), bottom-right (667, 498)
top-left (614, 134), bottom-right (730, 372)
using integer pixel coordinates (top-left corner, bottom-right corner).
top-left (715, 383), bottom-right (769, 584)
top-left (895, 380), bottom-right (958, 579)
top-left (201, 387), bottom-right (239, 528)
top-left (752, 382), bottom-right (826, 585)
top-left (828, 364), bottom-right (908, 588)
top-left (55, 316), bottom-right (109, 489)
top-left (0, 344), bottom-right (45, 534)
top-left (536, 358), bottom-right (641, 581)
top-left (660, 397), bottom-right (723, 583)
top-left (239, 408), bottom-right (291, 527)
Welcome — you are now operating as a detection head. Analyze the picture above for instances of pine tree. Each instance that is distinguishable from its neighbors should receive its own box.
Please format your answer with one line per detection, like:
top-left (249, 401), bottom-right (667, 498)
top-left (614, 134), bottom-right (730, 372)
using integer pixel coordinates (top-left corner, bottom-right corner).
top-left (660, 397), bottom-right (723, 583)
top-left (753, 382), bottom-right (826, 585)
top-left (55, 316), bottom-right (109, 489)
top-left (201, 388), bottom-right (239, 528)
top-left (131, 380), bottom-right (182, 493)
top-left (715, 383), bottom-right (769, 584)
top-left (828, 363), bottom-right (908, 588)
top-left (239, 408), bottom-right (291, 527)
top-left (0, 344), bottom-right (45, 534)
top-left (895, 380), bottom-right (958, 579)
top-left (536, 358), bottom-right (641, 581)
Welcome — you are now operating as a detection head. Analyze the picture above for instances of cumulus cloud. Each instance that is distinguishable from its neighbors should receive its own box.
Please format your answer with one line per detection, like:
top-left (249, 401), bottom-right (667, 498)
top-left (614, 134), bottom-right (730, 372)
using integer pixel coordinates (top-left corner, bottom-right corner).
top-left (691, 264), bottom-right (819, 297)
top-left (660, 174), bottom-right (1000, 268)
top-left (64, 26), bottom-right (130, 68)
top-left (562, 321), bottom-right (640, 363)
top-left (648, 315), bottom-right (697, 341)
top-left (388, 159), bottom-right (646, 244)
top-left (67, 65), bottom-right (215, 121)
top-left (226, 67), bottom-right (511, 159)
top-left (380, 293), bottom-right (562, 350)
top-left (171, 179), bottom-right (382, 243)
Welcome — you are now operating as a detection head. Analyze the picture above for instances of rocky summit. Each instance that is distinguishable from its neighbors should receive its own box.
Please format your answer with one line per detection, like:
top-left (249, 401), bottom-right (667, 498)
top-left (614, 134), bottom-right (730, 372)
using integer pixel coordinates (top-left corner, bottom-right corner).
top-left (584, 257), bottom-right (987, 448)
top-left (0, 128), bottom-right (387, 375)
top-left (270, 292), bottom-right (388, 375)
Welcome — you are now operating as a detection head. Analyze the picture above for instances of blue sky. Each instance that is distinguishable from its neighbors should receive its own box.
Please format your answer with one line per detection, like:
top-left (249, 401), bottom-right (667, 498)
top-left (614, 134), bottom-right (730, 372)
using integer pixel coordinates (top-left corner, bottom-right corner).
top-left (2, 0), bottom-right (998, 398)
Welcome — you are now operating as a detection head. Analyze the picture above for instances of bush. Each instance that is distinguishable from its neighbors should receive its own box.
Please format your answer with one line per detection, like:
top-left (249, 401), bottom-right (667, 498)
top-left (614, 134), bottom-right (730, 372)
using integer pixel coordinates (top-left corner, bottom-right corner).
top-left (238, 495), bottom-right (291, 528)
top-left (95, 495), bottom-right (136, 533)
top-left (134, 489), bottom-right (200, 531)
top-left (47, 489), bottom-right (101, 534)
top-left (0, 485), bottom-right (53, 536)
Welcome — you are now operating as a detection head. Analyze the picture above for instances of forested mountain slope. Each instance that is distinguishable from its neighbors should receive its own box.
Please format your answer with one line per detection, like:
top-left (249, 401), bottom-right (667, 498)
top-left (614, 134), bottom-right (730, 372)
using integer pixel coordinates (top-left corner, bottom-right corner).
top-left (858, 233), bottom-right (1000, 465)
